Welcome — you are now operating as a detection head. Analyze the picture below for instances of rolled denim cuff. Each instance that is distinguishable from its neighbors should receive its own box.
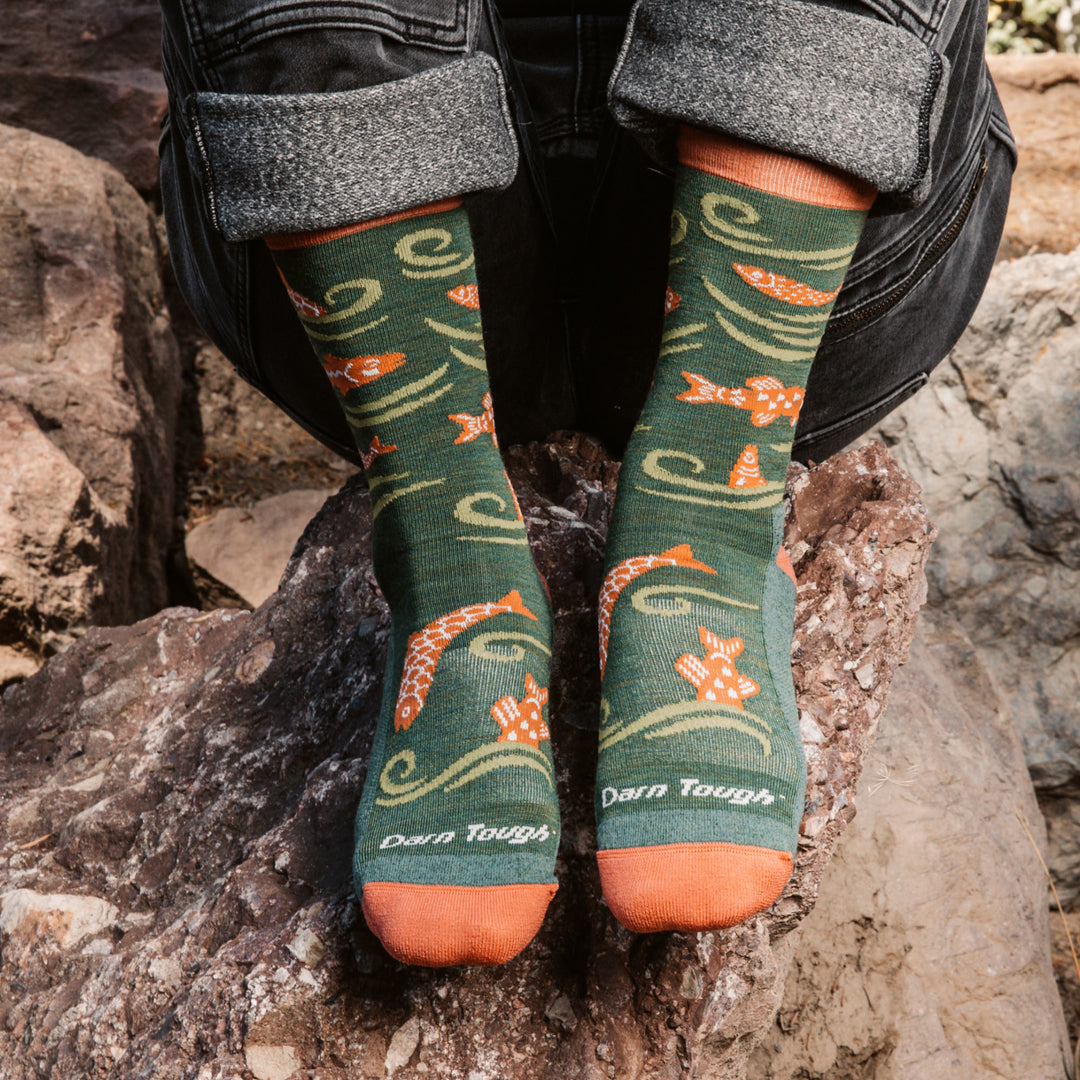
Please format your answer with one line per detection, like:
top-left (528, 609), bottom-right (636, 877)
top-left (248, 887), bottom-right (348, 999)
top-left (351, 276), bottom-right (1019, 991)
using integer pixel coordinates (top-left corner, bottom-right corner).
top-left (187, 54), bottom-right (519, 242)
top-left (609, 0), bottom-right (948, 207)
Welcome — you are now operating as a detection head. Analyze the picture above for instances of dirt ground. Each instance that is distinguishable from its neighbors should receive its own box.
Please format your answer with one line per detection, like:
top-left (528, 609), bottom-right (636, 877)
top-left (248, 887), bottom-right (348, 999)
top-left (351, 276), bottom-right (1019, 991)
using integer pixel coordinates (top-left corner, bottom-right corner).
top-left (180, 341), bottom-right (355, 530)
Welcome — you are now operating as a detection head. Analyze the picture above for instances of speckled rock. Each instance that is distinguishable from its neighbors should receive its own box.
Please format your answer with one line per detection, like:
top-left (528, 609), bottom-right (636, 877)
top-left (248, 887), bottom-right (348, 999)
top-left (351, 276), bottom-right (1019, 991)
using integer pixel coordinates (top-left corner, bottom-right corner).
top-left (0, 439), bottom-right (934, 1080)
top-left (870, 247), bottom-right (1080, 901)
top-left (0, 1), bottom-right (166, 195)
top-left (748, 609), bottom-right (1069, 1080)
top-left (0, 123), bottom-right (181, 683)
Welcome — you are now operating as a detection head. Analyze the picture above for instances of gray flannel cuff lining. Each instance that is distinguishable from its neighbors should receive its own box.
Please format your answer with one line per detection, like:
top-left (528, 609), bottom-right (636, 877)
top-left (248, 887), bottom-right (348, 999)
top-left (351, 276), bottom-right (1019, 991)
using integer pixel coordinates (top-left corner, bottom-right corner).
top-left (188, 54), bottom-right (519, 242)
top-left (609, 0), bottom-right (947, 200)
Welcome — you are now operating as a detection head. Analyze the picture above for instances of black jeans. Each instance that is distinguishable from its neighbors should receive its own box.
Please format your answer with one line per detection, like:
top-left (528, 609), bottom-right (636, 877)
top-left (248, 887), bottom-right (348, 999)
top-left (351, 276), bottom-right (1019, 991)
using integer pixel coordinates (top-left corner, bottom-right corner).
top-left (159, 0), bottom-right (1015, 465)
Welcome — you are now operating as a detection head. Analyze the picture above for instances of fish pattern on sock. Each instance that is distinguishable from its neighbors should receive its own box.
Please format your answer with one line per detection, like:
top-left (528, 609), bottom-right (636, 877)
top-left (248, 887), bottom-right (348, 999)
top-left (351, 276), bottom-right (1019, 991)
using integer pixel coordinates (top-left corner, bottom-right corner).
top-left (595, 130), bottom-right (873, 933)
top-left (267, 199), bottom-right (558, 966)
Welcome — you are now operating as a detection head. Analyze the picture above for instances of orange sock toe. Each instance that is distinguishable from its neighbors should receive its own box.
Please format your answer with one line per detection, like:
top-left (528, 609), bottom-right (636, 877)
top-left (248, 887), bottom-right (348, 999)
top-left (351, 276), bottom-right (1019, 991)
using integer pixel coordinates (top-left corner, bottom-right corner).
top-left (362, 882), bottom-right (557, 966)
top-left (596, 842), bottom-right (792, 933)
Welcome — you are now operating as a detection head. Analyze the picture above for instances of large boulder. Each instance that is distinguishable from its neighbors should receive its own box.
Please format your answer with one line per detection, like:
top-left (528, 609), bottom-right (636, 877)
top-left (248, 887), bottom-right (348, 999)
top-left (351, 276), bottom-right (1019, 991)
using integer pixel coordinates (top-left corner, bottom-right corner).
top-left (0, 439), bottom-right (934, 1080)
top-left (0, 1), bottom-right (166, 195)
top-left (747, 608), bottom-right (1069, 1080)
top-left (872, 247), bottom-right (1080, 900)
top-left (0, 123), bottom-right (181, 683)
top-left (989, 54), bottom-right (1080, 260)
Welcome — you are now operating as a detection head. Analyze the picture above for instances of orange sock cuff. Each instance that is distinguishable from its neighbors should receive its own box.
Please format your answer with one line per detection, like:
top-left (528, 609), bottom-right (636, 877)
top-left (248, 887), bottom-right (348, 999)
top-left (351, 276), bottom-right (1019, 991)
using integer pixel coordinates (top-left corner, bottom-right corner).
top-left (264, 196), bottom-right (465, 251)
top-left (676, 126), bottom-right (876, 211)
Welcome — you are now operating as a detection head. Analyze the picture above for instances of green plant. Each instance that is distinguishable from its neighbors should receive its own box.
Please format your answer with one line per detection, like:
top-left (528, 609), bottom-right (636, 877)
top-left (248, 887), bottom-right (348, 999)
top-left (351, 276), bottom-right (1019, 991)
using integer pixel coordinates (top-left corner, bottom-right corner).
top-left (987, 0), bottom-right (1064, 52)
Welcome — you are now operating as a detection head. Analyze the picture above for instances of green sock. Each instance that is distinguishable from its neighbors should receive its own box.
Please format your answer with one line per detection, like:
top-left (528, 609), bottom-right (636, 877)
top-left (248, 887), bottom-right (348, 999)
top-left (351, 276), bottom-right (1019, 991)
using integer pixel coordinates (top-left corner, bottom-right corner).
top-left (268, 200), bottom-right (558, 966)
top-left (595, 129), bottom-right (872, 932)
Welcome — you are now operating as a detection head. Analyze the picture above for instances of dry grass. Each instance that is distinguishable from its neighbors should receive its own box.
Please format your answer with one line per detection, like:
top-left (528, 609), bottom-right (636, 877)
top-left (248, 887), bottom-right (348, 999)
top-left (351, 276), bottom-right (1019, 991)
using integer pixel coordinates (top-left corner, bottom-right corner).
top-left (1014, 806), bottom-right (1080, 1079)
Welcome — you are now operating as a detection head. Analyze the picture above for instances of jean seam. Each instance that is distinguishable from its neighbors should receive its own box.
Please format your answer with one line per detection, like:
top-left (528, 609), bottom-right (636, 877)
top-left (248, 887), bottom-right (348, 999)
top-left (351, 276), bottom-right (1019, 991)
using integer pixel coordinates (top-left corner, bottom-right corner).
top-left (206, 0), bottom-right (464, 34)
top-left (910, 49), bottom-right (943, 190)
top-left (181, 0), bottom-right (223, 90)
top-left (580, 15), bottom-right (606, 136)
top-left (900, 0), bottom-right (945, 40)
top-left (192, 0), bottom-right (468, 65)
top-left (793, 372), bottom-right (929, 451)
top-left (987, 109), bottom-right (1016, 167)
top-left (825, 147), bottom-right (988, 337)
top-left (236, 245), bottom-right (256, 382)
top-left (835, 104), bottom-right (989, 294)
top-left (186, 99), bottom-right (222, 235)
top-left (535, 113), bottom-right (605, 144)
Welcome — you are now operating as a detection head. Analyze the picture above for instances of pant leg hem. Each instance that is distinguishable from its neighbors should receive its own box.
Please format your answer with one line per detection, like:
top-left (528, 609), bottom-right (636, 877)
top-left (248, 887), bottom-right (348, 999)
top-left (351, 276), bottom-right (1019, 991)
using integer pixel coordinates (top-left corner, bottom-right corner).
top-left (188, 53), bottom-right (519, 241)
top-left (608, 0), bottom-right (948, 206)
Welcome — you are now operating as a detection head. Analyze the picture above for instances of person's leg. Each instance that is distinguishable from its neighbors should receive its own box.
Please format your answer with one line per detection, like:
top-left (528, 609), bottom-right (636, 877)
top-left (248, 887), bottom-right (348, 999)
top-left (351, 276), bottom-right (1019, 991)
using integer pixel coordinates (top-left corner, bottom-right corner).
top-left (158, 0), bottom-right (560, 965)
top-left (599, 0), bottom-right (1013, 463)
top-left (267, 200), bottom-right (559, 966)
top-left (594, 0), bottom-right (961, 931)
top-left (158, 0), bottom-right (575, 462)
top-left (594, 129), bottom-right (873, 930)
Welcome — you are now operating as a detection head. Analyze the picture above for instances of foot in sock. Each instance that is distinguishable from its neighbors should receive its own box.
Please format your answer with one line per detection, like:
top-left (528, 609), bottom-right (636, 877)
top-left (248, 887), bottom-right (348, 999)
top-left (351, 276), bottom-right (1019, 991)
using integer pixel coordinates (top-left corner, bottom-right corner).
top-left (268, 199), bottom-right (558, 966)
top-left (595, 129), bottom-right (874, 932)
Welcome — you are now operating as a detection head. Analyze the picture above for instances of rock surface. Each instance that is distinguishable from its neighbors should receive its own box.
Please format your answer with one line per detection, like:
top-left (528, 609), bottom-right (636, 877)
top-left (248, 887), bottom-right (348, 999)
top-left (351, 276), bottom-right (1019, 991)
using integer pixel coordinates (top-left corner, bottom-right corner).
top-left (0, 439), bottom-right (934, 1080)
top-left (870, 247), bottom-right (1080, 900)
top-left (989, 54), bottom-right (1080, 260)
top-left (747, 609), bottom-right (1069, 1080)
top-left (0, 123), bottom-right (181, 684)
top-left (186, 488), bottom-right (340, 608)
top-left (0, 1), bottom-right (166, 195)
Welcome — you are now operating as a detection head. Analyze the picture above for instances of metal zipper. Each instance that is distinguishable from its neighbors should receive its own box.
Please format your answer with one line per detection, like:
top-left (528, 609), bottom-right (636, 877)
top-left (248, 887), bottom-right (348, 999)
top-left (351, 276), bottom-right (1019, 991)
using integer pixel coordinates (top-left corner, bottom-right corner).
top-left (828, 153), bottom-right (989, 332)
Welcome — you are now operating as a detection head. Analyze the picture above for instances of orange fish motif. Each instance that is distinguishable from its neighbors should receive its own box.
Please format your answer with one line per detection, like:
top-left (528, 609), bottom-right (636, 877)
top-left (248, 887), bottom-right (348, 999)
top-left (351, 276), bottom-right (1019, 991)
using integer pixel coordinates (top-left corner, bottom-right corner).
top-left (598, 544), bottom-right (717, 677)
top-left (360, 435), bottom-right (397, 470)
top-left (277, 268), bottom-right (327, 319)
top-left (729, 444), bottom-right (767, 488)
top-left (664, 287), bottom-right (681, 316)
top-left (447, 283), bottom-right (481, 310)
top-left (677, 373), bottom-right (804, 427)
top-left (449, 391), bottom-right (497, 446)
top-left (732, 264), bottom-right (840, 307)
top-left (321, 352), bottom-right (405, 395)
top-left (394, 590), bottom-right (538, 731)
top-left (491, 673), bottom-right (550, 746)
top-left (675, 628), bottom-right (760, 708)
